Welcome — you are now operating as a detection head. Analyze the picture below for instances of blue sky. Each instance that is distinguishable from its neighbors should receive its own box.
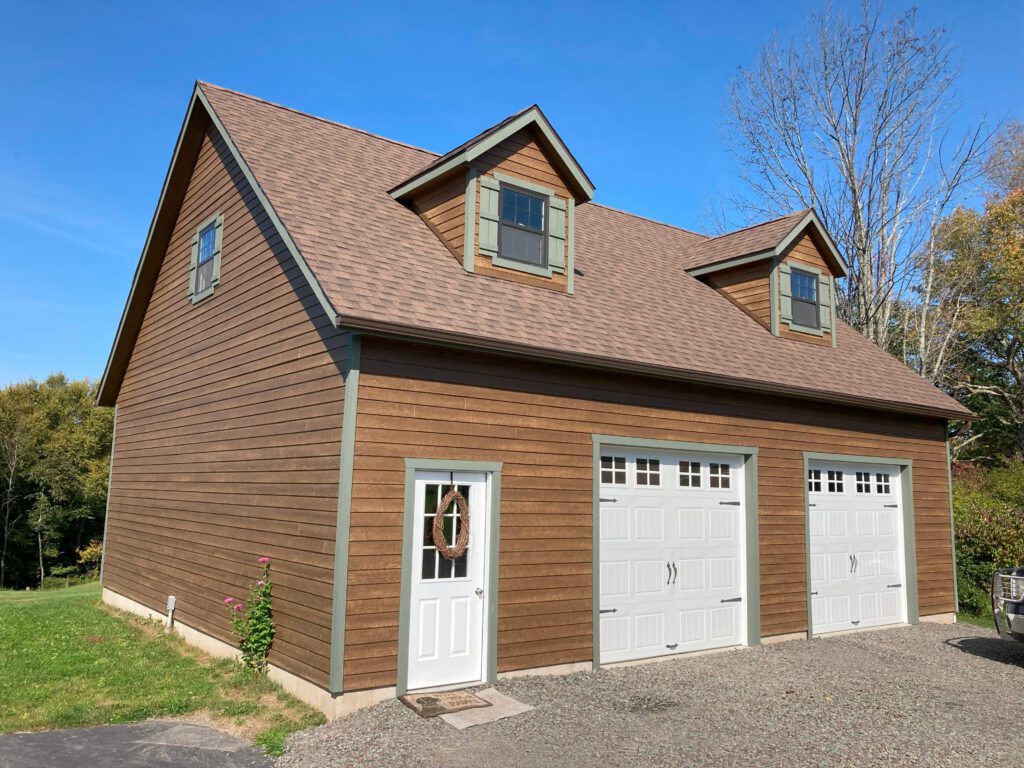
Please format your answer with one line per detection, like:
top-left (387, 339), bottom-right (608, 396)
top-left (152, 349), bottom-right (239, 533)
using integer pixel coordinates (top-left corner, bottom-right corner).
top-left (1, 0), bottom-right (1020, 386)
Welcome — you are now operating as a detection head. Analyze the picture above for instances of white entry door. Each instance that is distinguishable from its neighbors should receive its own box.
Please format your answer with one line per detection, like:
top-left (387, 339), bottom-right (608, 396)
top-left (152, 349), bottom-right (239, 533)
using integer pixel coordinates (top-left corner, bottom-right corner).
top-left (407, 471), bottom-right (488, 691)
top-left (599, 449), bottom-right (746, 664)
top-left (808, 461), bottom-right (907, 635)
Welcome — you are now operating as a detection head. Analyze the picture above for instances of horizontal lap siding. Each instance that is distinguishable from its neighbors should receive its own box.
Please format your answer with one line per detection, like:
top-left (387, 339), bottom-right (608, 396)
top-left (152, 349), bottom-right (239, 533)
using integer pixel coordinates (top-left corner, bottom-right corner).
top-left (343, 337), bottom-right (953, 690)
top-left (415, 174), bottom-right (465, 260)
top-left (706, 262), bottom-right (772, 328)
top-left (104, 124), bottom-right (346, 688)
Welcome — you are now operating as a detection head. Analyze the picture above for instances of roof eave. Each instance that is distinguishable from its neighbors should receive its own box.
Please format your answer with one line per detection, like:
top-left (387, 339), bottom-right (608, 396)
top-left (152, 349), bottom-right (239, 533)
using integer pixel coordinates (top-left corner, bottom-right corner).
top-left (334, 315), bottom-right (972, 422)
top-left (685, 210), bottom-right (850, 279)
top-left (389, 106), bottom-right (595, 203)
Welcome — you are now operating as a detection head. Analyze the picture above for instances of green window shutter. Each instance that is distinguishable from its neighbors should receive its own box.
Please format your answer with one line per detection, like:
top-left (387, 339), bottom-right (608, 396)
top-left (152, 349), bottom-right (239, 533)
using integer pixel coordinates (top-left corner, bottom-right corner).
top-left (211, 213), bottom-right (225, 287)
top-left (479, 176), bottom-right (500, 258)
top-left (548, 198), bottom-right (566, 273)
top-left (818, 273), bottom-right (831, 330)
top-left (779, 262), bottom-right (793, 323)
top-left (187, 232), bottom-right (200, 299)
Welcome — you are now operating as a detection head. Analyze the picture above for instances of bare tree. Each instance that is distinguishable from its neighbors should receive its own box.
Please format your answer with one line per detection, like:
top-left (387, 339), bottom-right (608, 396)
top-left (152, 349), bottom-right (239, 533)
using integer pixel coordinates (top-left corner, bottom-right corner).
top-left (725, 0), bottom-right (990, 364)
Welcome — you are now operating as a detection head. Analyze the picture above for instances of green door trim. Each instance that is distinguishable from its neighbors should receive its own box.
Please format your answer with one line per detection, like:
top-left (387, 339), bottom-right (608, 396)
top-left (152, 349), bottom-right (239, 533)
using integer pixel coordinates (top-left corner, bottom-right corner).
top-left (99, 406), bottom-right (117, 586)
top-left (591, 435), bottom-right (761, 670)
top-left (802, 451), bottom-right (919, 641)
top-left (329, 333), bottom-right (361, 693)
top-left (396, 458), bottom-right (503, 697)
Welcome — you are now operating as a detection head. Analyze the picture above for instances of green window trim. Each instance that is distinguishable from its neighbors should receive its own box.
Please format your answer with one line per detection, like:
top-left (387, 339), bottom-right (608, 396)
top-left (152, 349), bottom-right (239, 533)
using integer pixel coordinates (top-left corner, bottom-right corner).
top-left (473, 171), bottom-right (574, 292)
top-left (774, 260), bottom-right (836, 343)
top-left (188, 212), bottom-right (224, 304)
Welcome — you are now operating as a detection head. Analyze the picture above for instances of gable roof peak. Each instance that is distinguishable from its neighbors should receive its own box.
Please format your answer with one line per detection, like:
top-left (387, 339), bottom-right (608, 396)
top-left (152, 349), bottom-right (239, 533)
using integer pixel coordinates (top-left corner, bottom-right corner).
top-left (389, 103), bottom-right (595, 203)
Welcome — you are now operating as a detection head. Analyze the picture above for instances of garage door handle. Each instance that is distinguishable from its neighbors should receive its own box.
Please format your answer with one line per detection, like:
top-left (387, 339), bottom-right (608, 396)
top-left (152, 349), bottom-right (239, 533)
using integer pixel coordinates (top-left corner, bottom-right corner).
top-left (666, 643), bottom-right (678, 650)
top-left (721, 597), bottom-right (742, 603)
top-left (599, 608), bottom-right (618, 614)
top-left (600, 498), bottom-right (618, 503)
top-left (719, 501), bottom-right (741, 506)
top-left (886, 583), bottom-right (902, 588)
top-left (884, 504), bottom-right (898, 508)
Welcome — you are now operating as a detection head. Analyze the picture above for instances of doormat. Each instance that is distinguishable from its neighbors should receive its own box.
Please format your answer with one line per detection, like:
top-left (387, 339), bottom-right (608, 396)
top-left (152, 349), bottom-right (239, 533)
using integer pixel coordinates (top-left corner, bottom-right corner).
top-left (400, 690), bottom-right (492, 719)
top-left (440, 688), bottom-right (534, 730)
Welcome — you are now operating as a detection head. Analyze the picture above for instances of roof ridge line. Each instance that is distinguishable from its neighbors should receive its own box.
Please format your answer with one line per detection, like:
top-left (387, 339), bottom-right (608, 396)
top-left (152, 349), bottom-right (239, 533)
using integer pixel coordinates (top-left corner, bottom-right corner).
top-left (588, 202), bottom-right (708, 238)
top-left (197, 81), bottom-right (439, 158)
top-left (702, 208), bottom-right (810, 243)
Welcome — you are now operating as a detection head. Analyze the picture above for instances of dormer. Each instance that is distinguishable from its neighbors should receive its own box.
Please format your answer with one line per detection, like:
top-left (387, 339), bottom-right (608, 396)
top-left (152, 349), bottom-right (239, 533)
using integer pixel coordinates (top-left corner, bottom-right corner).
top-left (390, 106), bottom-right (594, 294)
top-left (685, 210), bottom-right (848, 347)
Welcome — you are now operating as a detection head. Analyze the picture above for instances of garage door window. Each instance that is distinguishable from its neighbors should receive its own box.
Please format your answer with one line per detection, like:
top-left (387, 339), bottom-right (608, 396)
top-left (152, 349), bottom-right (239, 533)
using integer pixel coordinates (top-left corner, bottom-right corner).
top-left (635, 458), bottom-right (661, 487)
top-left (601, 456), bottom-right (627, 485)
top-left (876, 472), bottom-right (891, 494)
top-left (679, 461), bottom-right (701, 487)
top-left (709, 463), bottom-right (731, 489)
top-left (827, 469), bottom-right (844, 493)
top-left (808, 468), bottom-right (822, 492)
top-left (855, 471), bottom-right (873, 494)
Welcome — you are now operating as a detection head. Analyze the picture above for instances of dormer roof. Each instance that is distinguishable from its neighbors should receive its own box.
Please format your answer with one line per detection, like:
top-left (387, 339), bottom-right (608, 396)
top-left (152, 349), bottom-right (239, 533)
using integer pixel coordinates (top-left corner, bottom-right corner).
top-left (684, 209), bottom-right (848, 278)
top-left (390, 105), bottom-right (595, 203)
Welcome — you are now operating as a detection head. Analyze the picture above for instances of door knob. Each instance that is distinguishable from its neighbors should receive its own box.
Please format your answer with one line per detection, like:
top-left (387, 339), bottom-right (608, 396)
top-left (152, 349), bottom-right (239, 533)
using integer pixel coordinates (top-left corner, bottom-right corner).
top-left (474, 588), bottom-right (484, 597)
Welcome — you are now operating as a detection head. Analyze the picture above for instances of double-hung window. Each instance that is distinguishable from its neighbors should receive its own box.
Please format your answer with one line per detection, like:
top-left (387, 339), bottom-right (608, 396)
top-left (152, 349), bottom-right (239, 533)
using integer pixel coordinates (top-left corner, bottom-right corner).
top-left (190, 212), bottom-right (223, 302)
top-left (790, 269), bottom-right (819, 328)
top-left (196, 222), bottom-right (217, 294)
top-left (499, 185), bottom-right (546, 267)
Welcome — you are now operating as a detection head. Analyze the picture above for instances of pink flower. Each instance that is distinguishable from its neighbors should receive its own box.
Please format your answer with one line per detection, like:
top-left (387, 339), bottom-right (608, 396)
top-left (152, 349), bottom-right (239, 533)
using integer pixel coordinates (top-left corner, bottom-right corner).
top-left (223, 597), bottom-right (235, 604)
top-left (258, 557), bottom-right (270, 565)
top-left (257, 580), bottom-right (265, 587)
top-left (233, 603), bottom-right (244, 612)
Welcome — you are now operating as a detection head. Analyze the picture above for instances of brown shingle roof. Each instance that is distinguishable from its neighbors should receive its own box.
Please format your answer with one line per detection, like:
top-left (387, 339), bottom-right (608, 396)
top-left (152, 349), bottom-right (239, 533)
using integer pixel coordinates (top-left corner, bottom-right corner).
top-left (680, 210), bottom-right (809, 269)
top-left (197, 83), bottom-right (967, 420)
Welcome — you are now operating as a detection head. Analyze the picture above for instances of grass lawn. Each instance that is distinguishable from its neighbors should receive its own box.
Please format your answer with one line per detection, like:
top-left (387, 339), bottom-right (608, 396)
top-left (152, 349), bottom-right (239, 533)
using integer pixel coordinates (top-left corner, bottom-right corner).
top-left (0, 582), bottom-right (324, 755)
top-left (957, 605), bottom-right (996, 630)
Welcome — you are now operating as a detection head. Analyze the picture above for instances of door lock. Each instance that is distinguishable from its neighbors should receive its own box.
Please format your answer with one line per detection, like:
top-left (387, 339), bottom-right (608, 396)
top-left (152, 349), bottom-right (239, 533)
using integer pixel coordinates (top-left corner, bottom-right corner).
top-left (474, 588), bottom-right (484, 597)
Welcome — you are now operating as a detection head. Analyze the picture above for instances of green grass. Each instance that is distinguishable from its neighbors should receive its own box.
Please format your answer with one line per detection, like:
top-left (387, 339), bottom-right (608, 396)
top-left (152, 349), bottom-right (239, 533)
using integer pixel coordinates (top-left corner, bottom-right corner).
top-left (957, 604), bottom-right (996, 630)
top-left (0, 583), bottom-right (324, 755)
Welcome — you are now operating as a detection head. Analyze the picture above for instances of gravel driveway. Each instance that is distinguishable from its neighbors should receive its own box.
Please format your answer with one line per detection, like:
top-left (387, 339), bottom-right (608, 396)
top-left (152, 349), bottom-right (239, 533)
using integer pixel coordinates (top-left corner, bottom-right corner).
top-left (279, 622), bottom-right (1024, 768)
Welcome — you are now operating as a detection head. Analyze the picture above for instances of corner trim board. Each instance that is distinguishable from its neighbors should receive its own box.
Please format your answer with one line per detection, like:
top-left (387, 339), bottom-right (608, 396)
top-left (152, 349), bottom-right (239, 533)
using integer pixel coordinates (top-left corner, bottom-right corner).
top-left (329, 333), bottom-right (361, 693)
top-left (98, 406), bottom-right (117, 585)
top-left (397, 458), bottom-right (503, 697)
top-left (946, 439), bottom-right (959, 612)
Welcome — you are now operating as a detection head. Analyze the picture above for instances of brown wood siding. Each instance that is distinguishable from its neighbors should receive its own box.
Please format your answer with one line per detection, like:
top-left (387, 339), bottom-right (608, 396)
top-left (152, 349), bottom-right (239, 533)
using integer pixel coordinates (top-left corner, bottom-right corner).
top-left (343, 337), bottom-right (954, 691)
top-left (414, 173), bottom-right (465, 262)
top-left (472, 126), bottom-right (570, 291)
top-left (705, 261), bottom-right (772, 328)
top-left (104, 123), bottom-right (347, 688)
top-left (779, 232), bottom-right (833, 346)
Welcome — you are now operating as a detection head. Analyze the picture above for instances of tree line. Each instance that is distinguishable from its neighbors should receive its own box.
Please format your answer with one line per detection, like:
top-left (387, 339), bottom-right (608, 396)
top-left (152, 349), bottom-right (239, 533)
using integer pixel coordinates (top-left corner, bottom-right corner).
top-left (0, 376), bottom-right (112, 589)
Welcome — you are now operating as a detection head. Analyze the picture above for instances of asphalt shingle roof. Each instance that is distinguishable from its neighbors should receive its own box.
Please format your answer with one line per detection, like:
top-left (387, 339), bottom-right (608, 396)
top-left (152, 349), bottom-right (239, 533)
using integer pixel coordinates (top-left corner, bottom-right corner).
top-left (198, 83), bottom-right (968, 419)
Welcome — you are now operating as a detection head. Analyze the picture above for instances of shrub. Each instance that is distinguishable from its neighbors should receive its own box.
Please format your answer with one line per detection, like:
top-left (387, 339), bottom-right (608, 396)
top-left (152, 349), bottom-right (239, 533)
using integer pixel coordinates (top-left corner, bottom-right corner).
top-left (76, 540), bottom-right (103, 574)
top-left (223, 557), bottom-right (275, 674)
top-left (953, 461), bottom-right (1024, 615)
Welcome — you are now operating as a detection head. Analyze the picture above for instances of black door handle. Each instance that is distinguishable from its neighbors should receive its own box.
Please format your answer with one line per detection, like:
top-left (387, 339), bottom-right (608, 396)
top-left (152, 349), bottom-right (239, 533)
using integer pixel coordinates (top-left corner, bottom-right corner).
top-left (599, 608), bottom-right (618, 614)
top-left (666, 643), bottom-right (678, 650)
top-left (666, 562), bottom-right (672, 585)
top-left (671, 562), bottom-right (678, 585)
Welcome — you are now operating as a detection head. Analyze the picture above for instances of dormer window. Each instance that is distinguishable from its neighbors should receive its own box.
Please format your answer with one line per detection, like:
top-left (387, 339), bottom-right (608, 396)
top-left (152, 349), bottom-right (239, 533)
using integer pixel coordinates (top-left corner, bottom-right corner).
top-left (499, 185), bottom-right (547, 267)
top-left (790, 268), bottom-right (819, 329)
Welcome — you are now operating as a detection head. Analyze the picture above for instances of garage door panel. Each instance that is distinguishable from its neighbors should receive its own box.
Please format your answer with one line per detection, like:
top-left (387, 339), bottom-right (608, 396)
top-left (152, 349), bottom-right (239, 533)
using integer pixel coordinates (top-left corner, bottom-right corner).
top-left (599, 449), bottom-right (746, 664)
top-left (809, 461), bottom-right (907, 636)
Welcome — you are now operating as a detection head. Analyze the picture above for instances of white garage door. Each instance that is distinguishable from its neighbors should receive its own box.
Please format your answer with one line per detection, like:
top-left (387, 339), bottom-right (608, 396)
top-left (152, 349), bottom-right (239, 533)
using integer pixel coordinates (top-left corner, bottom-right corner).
top-left (808, 461), bottom-right (907, 635)
top-left (598, 449), bottom-right (746, 664)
